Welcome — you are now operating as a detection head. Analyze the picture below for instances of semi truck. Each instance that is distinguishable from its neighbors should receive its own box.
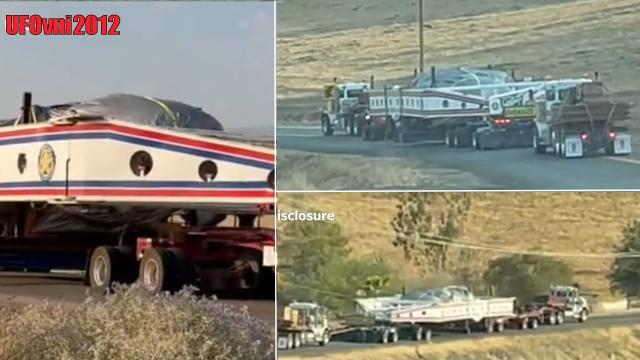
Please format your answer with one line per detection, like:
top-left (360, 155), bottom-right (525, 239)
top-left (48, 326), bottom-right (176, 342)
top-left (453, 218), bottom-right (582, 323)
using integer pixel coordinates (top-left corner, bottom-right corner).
top-left (321, 82), bottom-right (370, 137)
top-left (278, 285), bottom-right (591, 350)
top-left (0, 92), bottom-right (276, 296)
top-left (532, 81), bottom-right (632, 158)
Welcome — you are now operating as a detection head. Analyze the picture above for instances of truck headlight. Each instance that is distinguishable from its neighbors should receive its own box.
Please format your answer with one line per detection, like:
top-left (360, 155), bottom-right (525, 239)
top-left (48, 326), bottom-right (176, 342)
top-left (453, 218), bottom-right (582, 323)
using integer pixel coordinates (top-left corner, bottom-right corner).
top-left (365, 114), bottom-right (371, 120)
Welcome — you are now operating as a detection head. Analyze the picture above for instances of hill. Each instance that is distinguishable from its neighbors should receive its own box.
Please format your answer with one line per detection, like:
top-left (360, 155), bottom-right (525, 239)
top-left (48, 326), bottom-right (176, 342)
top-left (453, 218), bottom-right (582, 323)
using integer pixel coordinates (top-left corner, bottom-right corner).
top-left (277, 192), bottom-right (640, 297)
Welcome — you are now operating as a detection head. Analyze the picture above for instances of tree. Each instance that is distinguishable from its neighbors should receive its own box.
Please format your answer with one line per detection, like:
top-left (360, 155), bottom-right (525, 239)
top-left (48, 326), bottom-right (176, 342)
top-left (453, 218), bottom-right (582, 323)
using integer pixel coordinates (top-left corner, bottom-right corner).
top-left (484, 254), bottom-right (574, 303)
top-left (609, 221), bottom-right (640, 297)
top-left (391, 193), bottom-right (471, 274)
top-left (277, 220), bottom-right (395, 314)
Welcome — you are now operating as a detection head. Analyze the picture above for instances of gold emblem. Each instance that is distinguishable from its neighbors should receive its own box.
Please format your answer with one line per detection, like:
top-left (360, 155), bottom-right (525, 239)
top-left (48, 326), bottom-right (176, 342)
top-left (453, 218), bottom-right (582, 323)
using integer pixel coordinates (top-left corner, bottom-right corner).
top-left (38, 144), bottom-right (56, 181)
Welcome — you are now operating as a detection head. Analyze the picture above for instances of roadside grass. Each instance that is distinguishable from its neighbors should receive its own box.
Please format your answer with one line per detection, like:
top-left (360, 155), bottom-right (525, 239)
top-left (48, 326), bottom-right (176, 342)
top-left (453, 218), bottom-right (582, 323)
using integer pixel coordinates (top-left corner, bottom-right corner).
top-left (279, 324), bottom-right (640, 360)
top-left (278, 192), bottom-right (640, 298)
top-left (0, 285), bottom-right (274, 360)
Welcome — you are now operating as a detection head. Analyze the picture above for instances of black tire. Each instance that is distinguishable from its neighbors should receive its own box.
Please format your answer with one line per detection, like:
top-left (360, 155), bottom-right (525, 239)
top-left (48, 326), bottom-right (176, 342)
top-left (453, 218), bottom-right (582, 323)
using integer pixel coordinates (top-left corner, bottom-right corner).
top-left (495, 321), bottom-right (505, 333)
top-left (472, 133), bottom-right (480, 150)
top-left (605, 140), bottom-right (615, 155)
top-left (578, 309), bottom-right (588, 323)
top-left (530, 317), bottom-right (539, 329)
top-left (423, 328), bottom-right (432, 342)
top-left (319, 331), bottom-right (330, 346)
top-left (414, 326), bottom-right (423, 341)
top-left (321, 115), bottom-right (333, 136)
top-left (556, 312), bottom-right (565, 325)
top-left (456, 127), bottom-right (473, 148)
top-left (139, 247), bottom-right (174, 295)
top-left (362, 124), bottom-right (372, 141)
top-left (380, 329), bottom-right (389, 344)
top-left (167, 248), bottom-right (197, 292)
top-left (88, 246), bottom-right (121, 292)
top-left (391, 330), bottom-right (399, 343)
top-left (548, 312), bottom-right (557, 325)
top-left (234, 251), bottom-right (262, 293)
top-left (533, 131), bottom-right (546, 154)
top-left (485, 319), bottom-right (494, 333)
top-left (445, 130), bottom-right (455, 148)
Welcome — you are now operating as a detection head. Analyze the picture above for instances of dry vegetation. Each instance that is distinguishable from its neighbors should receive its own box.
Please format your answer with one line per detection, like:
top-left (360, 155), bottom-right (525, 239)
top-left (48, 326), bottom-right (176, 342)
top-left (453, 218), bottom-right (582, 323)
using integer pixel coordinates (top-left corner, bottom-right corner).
top-left (276, 150), bottom-right (491, 190)
top-left (278, 0), bottom-right (640, 123)
top-left (278, 192), bottom-right (640, 297)
top-left (0, 286), bottom-right (274, 360)
top-left (279, 324), bottom-right (640, 360)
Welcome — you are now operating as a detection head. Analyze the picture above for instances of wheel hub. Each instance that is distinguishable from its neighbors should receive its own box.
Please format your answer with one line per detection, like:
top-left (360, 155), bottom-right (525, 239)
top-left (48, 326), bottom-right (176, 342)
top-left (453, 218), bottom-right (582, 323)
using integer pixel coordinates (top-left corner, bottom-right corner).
top-left (92, 255), bottom-right (108, 286)
top-left (143, 258), bottom-right (160, 291)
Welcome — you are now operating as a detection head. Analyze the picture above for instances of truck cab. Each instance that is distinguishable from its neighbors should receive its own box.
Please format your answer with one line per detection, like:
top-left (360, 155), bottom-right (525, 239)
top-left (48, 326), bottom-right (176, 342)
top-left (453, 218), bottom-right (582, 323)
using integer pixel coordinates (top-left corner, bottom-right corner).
top-left (321, 82), bottom-right (370, 137)
top-left (278, 301), bottom-right (331, 349)
top-left (548, 285), bottom-right (590, 322)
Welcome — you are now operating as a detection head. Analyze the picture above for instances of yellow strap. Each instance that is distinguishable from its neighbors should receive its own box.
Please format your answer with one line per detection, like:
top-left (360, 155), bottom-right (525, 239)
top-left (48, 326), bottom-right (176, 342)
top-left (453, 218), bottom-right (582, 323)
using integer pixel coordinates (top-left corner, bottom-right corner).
top-left (144, 96), bottom-right (178, 127)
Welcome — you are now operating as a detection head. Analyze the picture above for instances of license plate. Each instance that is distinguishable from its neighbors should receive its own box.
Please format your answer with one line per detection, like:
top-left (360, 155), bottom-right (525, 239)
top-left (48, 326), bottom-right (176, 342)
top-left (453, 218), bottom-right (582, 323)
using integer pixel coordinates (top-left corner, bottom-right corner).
top-left (263, 245), bottom-right (276, 267)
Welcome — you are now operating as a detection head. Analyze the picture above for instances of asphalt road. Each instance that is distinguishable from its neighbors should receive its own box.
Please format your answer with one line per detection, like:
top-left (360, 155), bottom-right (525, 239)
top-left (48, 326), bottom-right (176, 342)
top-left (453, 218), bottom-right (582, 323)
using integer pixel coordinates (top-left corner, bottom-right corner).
top-left (278, 126), bottom-right (640, 190)
top-left (0, 272), bottom-right (274, 326)
top-left (281, 312), bottom-right (640, 357)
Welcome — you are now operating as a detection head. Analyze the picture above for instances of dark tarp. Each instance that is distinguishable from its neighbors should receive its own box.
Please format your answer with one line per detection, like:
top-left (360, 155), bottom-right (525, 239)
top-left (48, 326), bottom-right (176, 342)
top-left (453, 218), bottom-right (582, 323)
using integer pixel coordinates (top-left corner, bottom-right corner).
top-left (3, 93), bottom-right (223, 131)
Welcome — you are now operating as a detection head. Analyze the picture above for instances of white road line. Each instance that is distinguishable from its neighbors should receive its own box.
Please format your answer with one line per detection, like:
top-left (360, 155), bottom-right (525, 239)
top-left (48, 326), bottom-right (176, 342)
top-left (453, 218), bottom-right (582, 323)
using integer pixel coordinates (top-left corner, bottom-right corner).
top-left (604, 156), bottom-right (640, 166)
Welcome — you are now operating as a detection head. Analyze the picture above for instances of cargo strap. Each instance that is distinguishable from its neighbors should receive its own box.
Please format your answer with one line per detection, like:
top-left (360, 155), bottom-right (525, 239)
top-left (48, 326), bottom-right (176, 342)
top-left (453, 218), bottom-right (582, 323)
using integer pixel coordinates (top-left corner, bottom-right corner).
top-left (144, 96), bottom-right (178, 127)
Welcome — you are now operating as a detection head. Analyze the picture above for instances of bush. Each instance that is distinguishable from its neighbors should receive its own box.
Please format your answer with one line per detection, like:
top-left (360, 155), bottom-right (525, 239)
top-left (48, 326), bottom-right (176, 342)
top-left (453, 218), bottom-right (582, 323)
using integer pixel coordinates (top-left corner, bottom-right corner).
top-left (0, 285), bottom-right (274, 360)
top-left (484, 254), bottom-right (574, 303)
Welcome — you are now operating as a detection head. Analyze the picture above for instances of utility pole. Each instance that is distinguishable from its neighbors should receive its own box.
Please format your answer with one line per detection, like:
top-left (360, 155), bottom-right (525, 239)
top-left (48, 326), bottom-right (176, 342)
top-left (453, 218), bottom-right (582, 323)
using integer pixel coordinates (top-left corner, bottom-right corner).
top-left (418, 0), bottom-right (424, 74)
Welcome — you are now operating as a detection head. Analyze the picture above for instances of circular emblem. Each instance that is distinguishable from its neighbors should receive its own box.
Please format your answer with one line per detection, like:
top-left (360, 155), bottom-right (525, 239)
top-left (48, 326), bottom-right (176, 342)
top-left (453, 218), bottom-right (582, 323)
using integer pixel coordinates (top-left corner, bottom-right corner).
top-left (491, 102), bottom-right (499, 110)
top-left (38, 144), bottom-right (56, 181)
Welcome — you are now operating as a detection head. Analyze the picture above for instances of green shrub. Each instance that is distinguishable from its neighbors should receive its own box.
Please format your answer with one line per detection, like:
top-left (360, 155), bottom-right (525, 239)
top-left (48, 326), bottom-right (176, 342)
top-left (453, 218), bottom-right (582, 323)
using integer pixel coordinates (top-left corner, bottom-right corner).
top-left (0, 285), bottom-right (274, 360)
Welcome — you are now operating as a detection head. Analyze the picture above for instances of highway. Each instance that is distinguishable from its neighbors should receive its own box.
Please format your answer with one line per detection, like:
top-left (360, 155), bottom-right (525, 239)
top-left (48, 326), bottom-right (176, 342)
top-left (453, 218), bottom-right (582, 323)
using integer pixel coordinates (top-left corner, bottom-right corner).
top-left (0, 272), bottom-right (274, 326)
top-left (277, 126), bottom-right (640, 190)
top-left (281, 312), bottom-right (640, 357)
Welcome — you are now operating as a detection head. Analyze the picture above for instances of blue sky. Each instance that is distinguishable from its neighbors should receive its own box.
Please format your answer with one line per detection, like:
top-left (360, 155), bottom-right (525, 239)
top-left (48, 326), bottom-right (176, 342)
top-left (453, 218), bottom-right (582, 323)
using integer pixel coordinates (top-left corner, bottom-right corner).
top-left (0, 1), bottom-right (274, 132)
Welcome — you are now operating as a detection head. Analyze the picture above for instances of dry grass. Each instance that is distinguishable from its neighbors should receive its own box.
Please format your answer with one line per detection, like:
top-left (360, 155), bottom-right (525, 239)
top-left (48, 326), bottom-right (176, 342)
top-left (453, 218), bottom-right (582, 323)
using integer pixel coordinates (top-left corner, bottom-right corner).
top-left (279, 324), bottom-right (640, 360)
top-left (277, 192), bottom-right (640, 296)
top-left (278, 0), bottom-right (640, 96)
top-left (276, 150), bottom-right (492, 191)
top-left (0, 285), bottom-right (274, 360)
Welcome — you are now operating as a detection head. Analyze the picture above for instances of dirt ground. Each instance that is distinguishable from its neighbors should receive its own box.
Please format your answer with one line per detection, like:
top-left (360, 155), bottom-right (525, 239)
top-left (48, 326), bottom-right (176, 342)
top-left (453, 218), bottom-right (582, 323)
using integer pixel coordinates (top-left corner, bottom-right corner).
top-left (278, 0), bottom-right (640, 124)
top-left (278, 192), bottom-right (640, 298)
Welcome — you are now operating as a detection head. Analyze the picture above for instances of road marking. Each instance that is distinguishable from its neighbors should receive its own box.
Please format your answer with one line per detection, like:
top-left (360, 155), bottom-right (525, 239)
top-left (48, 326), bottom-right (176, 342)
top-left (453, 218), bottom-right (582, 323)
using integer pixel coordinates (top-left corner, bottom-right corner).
top-left (604, 156), bottom-right (640, 166)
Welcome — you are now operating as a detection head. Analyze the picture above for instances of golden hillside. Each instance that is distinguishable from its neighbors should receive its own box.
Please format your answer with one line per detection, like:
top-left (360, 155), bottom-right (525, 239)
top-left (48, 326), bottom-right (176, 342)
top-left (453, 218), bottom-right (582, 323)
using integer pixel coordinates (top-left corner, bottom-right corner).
top-left (278, 192), bottom-right (640, 295)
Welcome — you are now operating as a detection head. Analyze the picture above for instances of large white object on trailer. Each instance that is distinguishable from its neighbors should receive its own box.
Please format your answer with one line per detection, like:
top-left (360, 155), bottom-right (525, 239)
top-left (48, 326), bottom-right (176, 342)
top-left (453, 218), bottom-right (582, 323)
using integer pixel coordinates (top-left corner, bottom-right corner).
top-left (0, 93), bottom-right (274, 210)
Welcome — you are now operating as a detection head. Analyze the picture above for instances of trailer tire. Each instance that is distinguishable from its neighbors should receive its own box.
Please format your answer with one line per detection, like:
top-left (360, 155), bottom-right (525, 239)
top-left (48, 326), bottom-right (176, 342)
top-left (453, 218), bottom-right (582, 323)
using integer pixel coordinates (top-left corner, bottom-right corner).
top-left (293, 333), bottom-right (301, 349)
top-left (139, 247), bottom-right (174, 295)
top-left (556, 312), bottom-right (565, 325)
top-left (548, 312), bottom-right (557, 325)
top-left (380, 329), bottom-right (389, 344)
top-left (445, 130), bottom-right (454, 148)
top-left (424, 328), bottom-right (432, 342)
top-left (88, 246), bottom-right (121, 292)
top-left (414, 326), bottom-right (424, 341)
top-left (485, 319), bottom-right (494, 333)
top-left (167, 248), bottom-right (197, 291)
top-left (530, 317), bottom-right (539, 329)
top-left (520, 319), bottom-right (528, 330)
top-left (321, 115), bottom-right (333, 136)
top-left (495, 321), bottom-right (505, 333)
top-left (391, 330), bottom-right (399, 343)
top-left (362, 124), bottom-right (372, 141)
top-left (533, 131), bottom-right (546, 154)
top-left (319, 330), bottom-right (330, 346)
top-left (605, 140), bottom-right (615, 155)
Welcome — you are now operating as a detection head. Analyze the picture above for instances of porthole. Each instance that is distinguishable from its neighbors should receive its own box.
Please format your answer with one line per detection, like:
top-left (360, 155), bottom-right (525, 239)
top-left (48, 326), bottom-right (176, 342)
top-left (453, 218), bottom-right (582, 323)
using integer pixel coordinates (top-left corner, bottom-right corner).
top-left (17, 153), bottom-right (26, 174)
top-left (442, 100), bottom-right (450, 108)
top-left (267, 170), bottom-right (275, 189)
top-left (130, 151), bottom-right (153, 177)
top-left (198, 160), bottom-right (218, 182)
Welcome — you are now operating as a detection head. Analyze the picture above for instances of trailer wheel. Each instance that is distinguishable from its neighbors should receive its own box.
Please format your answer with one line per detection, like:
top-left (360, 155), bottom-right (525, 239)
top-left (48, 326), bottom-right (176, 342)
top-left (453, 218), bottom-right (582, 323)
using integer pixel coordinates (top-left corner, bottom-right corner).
top-left (380, 329), bottom-right (389, 344)
top-left (485, 319), bottom-right (494, 333)
top-left (495, 321), bottom-right (505, 333)
top-left (287, 333), bottom-right (293, 349)
top-left (319, 330), bottom-right (330, 346)
top-left (424, 328), bottom-right (432, 342)
top-left (390, 330), bottom-right (399, 343)
top-left (88, 246), bottom-right (121, 292)
top-left (520, 319), bottom-right (528, 330)
top-left (533, 131), bottom-right (546, 154)
top-left (556, 312), bottom-right (565, 325)
top-left (605, 140), bottom-right (615, 155)
top-left (414, 326), bottom-right (423, 341)
top-left (293, 333), bottom-right (301, 349)
top-left (548, 312), bottom-right (557, 325)
top-left (139, 248), bottom-right (174, 295)
top-left (445, 130), bottom-right (454, 148)
top-left (167, 248), bottom-right (197, 291)
top-left (362, 124), bottom-right (372, 141)
top-left (321, 115), bottom-right (333, 136)
top-left (530, 317), bottom-right (539, 329)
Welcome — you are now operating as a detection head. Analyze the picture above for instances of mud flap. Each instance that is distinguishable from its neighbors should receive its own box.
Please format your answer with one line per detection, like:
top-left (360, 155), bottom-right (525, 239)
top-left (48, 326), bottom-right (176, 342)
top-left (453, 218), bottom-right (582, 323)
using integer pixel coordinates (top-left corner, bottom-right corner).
top-left (564, 137), bottom-right (583, 158)
top-left (263, 245), bottom-right (276, 267)
top-left (613, 134), bottom-right (632, 155)
top-left (277, 336), bottom-right (290, 350)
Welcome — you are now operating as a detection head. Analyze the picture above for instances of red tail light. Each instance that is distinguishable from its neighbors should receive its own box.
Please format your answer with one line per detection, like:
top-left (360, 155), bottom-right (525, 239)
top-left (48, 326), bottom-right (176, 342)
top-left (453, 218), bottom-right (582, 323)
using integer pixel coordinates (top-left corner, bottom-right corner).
top-left (494, 118), bottom-right (512, 126)
top-left (609, 131), bottom-right (616, 139)
top-left (580, 133), bottom-right (588, 141)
